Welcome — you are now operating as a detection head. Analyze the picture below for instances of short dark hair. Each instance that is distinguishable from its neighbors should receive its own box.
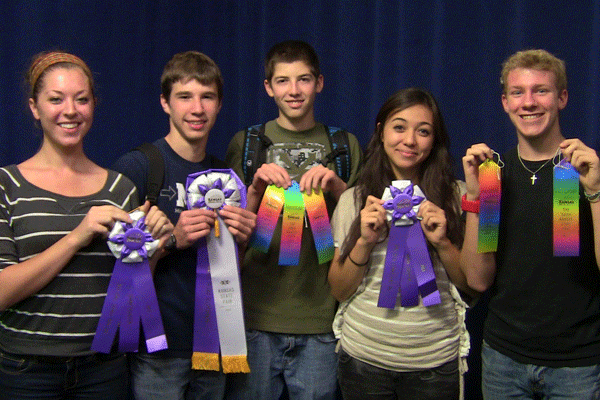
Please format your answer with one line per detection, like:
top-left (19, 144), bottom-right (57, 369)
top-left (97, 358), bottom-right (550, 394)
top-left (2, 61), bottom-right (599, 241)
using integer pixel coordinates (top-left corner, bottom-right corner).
top-left (264, 40), bottom-right (320, 82)
top-left (161, 51), bottom-right (223, 101)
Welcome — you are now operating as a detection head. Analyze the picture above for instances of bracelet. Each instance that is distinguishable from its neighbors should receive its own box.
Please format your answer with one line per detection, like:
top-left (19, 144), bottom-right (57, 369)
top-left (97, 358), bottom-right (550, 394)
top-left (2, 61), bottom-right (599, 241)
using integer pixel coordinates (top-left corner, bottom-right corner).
top-left (348, 253), bottom-right (369, 267)
top-left (461, 194), bottom-right (480, 213)
top-left (584, 189), bottom-right (600, 203)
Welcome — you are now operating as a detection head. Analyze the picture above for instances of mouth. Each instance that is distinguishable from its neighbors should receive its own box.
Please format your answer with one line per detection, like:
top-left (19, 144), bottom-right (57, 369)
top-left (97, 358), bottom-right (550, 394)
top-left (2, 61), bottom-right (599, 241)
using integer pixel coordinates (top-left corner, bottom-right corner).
top-left (396, 149), bottom-right (418, 157)
top-left (286, 100), bottom-right (304, 109)
top-left (520, 113), bottom-right (543, 120)
top-left (186, 119), bottom-right (207, 130)
top-left (59, 122), bottom-right (80, 130)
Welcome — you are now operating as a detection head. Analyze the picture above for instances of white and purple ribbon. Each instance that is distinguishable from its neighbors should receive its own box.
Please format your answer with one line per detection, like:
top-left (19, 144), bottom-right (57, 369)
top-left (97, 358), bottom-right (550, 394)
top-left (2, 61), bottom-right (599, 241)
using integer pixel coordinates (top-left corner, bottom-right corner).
top-left (378, 181), bottom-right (440, 309)
top-left (185, 169), bottom-right (250, 373)
top-left (92, 210), bottom-right (167, 353)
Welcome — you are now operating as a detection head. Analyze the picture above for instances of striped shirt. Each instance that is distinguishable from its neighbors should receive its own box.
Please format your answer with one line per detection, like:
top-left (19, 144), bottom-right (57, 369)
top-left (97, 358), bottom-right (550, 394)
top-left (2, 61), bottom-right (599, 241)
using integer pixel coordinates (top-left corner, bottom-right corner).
top-left (0, 165), bottom-right (138, 356)
top-left (332, 186), bottom-right (470, 372)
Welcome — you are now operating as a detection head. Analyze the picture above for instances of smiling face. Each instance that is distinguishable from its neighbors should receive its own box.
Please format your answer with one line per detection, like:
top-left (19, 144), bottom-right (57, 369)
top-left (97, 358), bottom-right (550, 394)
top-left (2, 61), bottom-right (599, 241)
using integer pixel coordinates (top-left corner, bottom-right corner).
top-left (381, 104), bottom-right (435, 181)
top-left (501, 67), bottom-right (567, 143)
top-left (29, 67), bottom-right (94, 150)
top-left (161, 78), bottom-right (222, 146)
top-left (264, 60), bottom-right (323, 131)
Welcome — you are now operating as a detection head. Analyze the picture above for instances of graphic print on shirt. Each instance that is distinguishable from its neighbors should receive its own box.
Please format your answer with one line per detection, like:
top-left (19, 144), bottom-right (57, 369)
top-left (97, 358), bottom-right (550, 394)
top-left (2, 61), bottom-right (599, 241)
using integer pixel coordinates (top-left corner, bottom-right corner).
top-left (267, 142), bottom-right (327, 181)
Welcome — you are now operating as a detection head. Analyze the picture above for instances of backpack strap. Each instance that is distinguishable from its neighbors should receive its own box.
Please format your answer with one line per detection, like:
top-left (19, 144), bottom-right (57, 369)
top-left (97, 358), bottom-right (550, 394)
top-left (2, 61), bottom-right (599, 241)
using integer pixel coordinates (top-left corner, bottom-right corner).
top-left (321, 126), bottom-right (352, 183)
top-left (241, 124), bottom-right (272, 187)
top-left (135, 142), bottom-right (164, 205)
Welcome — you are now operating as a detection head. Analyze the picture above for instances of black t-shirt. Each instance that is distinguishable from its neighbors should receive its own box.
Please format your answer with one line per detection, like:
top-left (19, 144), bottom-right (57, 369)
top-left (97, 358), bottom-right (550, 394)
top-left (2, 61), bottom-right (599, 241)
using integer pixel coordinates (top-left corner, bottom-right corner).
top-left (484, 147), bottom-right (600, 367)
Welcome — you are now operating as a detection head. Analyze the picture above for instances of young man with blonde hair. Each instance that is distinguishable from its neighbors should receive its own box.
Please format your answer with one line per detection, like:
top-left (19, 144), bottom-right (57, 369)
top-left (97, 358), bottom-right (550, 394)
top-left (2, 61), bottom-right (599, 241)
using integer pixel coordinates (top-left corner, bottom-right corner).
top-left (461, 49), bottom-right (600, 399)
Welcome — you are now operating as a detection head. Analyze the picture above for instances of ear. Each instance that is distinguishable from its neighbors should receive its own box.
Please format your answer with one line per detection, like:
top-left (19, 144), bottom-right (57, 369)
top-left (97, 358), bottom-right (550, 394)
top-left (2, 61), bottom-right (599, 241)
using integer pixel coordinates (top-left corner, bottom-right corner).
top-left (160, 94), bottom-right (171, 115)
top-left (377, 122), bottom-right (383, 141)
top-left (315, 74), bottom-right (324, 94)
top-left (29, 98), bottom-right (40, 120)
top-left (557, 89), bottom-right (568, 110)
top-left (264, 79), bottom-right (274, 98)
top-left (501, 93), bottom-right (509, 113)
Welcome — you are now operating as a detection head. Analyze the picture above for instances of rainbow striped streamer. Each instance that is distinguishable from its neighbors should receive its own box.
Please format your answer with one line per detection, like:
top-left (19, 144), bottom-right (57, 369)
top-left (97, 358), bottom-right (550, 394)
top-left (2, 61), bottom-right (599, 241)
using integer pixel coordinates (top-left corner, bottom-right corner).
top-left (303, 188), bottom-right (334, 264)
top-left (478, 159), bottom-right (502, 253)
top-left (553, 160), bottom-right (579, 256)
top-left (250, 185), bottom-right (285, 253)
top-left (279, 182), bottom-right (305, 265)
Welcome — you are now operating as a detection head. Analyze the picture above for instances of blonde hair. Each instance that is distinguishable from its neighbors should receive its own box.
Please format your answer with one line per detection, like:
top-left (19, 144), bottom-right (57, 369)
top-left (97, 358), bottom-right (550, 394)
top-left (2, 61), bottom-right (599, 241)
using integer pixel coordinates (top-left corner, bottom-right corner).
top-left (500, 49), bottom-right (567, 94)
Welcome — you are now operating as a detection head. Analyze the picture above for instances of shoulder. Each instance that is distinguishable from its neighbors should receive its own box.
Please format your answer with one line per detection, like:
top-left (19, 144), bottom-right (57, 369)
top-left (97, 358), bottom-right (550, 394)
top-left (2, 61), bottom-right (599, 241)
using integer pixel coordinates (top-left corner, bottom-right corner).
top-left (338, 186), bottom-right (358, 209)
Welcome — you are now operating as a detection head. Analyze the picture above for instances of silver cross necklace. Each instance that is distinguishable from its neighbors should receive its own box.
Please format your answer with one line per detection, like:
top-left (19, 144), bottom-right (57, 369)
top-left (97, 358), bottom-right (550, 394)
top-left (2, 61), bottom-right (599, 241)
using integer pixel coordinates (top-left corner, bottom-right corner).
top-left (517, 146), bottom-right (560, 185)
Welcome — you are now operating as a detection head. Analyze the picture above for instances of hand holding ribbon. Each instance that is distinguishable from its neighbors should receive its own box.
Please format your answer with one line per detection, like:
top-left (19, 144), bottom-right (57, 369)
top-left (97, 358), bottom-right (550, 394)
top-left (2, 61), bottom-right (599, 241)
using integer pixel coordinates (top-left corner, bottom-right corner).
top-left (92, 210), bottom-right (167, 353)
top-left (378, 181), bottom-right (440, 309)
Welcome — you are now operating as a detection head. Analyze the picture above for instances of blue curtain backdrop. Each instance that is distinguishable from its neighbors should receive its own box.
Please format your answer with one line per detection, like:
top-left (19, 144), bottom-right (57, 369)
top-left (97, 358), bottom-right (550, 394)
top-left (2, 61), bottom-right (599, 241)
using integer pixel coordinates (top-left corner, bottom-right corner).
top-left (1, 1), bottom-right (599, 399)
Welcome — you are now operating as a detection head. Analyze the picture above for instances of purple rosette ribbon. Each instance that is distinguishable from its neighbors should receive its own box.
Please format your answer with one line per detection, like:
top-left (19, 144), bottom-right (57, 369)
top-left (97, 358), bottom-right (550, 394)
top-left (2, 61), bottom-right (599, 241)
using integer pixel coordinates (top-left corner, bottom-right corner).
top-left (378, 182), bottom-right (441, 309)
top-left (185, 169), bottom-right (250, 373)
top-left (92, 210), bottom-right (167, 353)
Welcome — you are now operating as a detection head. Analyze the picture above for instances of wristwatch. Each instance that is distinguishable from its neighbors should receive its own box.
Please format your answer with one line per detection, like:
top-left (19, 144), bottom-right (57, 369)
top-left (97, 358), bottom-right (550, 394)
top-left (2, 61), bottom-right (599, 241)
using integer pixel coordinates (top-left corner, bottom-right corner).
top-left (164, 233), bottom-right (177, 251)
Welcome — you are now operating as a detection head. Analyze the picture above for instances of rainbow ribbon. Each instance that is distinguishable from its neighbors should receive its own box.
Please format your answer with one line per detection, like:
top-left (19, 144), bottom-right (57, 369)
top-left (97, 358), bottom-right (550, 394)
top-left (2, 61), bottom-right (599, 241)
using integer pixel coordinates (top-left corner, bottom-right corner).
top-left (553, 159), bottom-right (579, 256)
top-left (250, 185), bottom-right (285, 253)
top-left (303, 187), bottom-right (335, 264)
top-left (279, 182), bottom-right (305, 266)
top-left (478, 159), bottom-right (502, 253)
top-left (250, 182), bottom-right (335, 266)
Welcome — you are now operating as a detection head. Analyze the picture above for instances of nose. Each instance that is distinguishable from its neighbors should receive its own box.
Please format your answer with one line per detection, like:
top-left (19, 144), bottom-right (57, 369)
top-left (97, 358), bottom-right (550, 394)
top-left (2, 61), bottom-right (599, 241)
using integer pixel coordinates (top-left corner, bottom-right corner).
top-left (191, 97), bottom-right (205, 113)
top-left (522, 90), bottom-right (537, 108)
top-left (63, 98), bottom-right (77, 116)
top-left (402, 129), bottom-right (417, 146)
top-left (289, 80), bottom-right (300, 95)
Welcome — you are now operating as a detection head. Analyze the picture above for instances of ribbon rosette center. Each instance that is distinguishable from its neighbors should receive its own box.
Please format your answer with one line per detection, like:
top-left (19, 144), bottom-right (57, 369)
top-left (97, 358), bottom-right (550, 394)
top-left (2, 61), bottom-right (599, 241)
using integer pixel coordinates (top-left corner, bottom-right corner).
top-left (109, 217), bottom-right (155, 259)
top-left (383, 184), bottom-right (424, 222)
top-left (192, 178), bottom-right (236, 210)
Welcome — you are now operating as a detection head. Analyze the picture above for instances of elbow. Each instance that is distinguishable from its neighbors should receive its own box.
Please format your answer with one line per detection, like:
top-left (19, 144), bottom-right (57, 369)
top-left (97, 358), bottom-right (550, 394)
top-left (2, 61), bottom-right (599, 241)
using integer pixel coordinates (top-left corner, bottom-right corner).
top-left (329, 286), bottom-right (350, 303)
top-left (466, 275), bottom-right (492, 292)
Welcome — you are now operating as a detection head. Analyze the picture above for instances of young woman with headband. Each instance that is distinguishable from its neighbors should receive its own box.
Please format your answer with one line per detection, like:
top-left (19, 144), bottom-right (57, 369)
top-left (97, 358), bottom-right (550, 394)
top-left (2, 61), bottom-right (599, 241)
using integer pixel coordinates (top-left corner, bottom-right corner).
top-left (0, 51), bottom-right (172, 399)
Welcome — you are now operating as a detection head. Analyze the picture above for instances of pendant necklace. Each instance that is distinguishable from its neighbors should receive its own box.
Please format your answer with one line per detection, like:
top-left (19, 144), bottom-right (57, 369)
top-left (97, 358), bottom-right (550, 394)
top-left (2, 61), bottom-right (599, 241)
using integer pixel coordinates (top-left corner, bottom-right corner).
top-left (517, 146), bottom-right (560, 185)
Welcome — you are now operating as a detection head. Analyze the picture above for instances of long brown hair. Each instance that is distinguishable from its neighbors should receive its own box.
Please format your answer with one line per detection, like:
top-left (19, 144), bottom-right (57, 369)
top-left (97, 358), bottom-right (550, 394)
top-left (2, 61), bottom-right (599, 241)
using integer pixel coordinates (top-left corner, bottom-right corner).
top-left (340, 88), bottom-right (463, 261)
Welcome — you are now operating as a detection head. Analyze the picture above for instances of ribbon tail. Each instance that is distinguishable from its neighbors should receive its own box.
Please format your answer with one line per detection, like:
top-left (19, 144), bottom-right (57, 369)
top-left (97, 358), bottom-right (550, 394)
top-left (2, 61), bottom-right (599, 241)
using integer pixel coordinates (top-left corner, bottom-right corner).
top-left (303, 189), bottom-right (334, 264)
top-left (407, 224), bottom-right (440, 307)
top-left (134, 260), bottom-right (168, 352)
top-left (118, 263), bottom-right (140, 353)
top-left (192, 237), bottom-right (220, 370)
top-left (92, 260), bottom-right (130, 353)
top-left (207, 216), bottom-right (250, 374)
top-left (378, 225), bottom-right (408, 309)
top-left (399, 252), bottom-right (419, 307)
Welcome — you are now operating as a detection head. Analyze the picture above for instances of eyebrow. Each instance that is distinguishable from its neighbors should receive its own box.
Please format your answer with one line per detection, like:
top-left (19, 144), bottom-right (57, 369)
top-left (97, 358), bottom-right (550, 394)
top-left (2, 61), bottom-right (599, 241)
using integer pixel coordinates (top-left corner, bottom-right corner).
top-left (391, 117), bottom-right (432, 127)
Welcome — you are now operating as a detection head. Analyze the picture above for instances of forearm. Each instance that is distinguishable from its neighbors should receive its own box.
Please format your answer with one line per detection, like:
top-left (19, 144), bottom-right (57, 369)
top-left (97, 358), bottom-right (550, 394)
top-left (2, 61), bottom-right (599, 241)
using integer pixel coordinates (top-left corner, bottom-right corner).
top-left (590, 200), bottom-right (600, 269)
top-left (328, 239), bottom-right (374, 302)
top-left (0, 233), bottom-right (81, 311)
top-left (246, 184), bottom-right (264, 214)
top-left (460, 212), bottom-right (496, 292)
top-left (433, 238), bottom-right (478, 297)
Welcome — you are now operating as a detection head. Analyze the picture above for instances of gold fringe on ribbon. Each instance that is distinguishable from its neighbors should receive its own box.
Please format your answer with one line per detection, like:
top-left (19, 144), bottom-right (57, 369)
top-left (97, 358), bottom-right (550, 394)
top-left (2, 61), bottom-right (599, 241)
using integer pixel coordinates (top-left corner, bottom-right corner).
top-left (191, 352), bottom-right (220, 371)
top-left (222, 355), bottom-right (251, 373)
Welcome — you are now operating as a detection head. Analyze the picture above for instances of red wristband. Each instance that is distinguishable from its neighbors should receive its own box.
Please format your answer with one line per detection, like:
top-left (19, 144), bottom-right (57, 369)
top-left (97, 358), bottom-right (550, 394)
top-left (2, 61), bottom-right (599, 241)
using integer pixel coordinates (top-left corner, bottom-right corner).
top-left (461, 194), bottom-right (480, 213)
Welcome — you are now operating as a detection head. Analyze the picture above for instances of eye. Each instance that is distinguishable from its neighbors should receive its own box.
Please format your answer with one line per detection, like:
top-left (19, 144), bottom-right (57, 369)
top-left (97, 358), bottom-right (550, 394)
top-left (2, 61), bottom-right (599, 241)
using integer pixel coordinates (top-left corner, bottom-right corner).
top-left (510, 90), bottom-right (522, 96)
top-left (393, 124), bottom-right (406, 132)
top-left (49, 97), bottom-right (62, 104)
top-left (76, 97), bottom-right (90, 104)
top-left (418, 128), bottom-right (431, 136)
